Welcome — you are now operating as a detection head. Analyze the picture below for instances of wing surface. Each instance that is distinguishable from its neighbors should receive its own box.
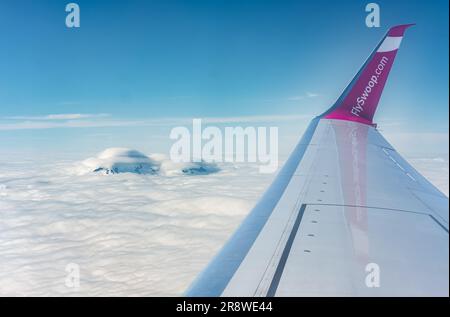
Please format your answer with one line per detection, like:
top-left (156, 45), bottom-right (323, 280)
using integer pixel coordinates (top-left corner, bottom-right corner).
top-left (186, 24), bottom-right (449, 297)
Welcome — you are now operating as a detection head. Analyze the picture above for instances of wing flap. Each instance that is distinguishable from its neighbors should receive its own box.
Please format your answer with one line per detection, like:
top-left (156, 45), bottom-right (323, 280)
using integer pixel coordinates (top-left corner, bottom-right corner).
top-left (276, 205), bottom-right (449, 297)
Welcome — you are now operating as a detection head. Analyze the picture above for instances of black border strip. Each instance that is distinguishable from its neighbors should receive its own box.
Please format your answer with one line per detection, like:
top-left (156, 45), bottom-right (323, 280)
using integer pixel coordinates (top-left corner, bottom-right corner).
top-left (266, 204), bottom-right (307, 297)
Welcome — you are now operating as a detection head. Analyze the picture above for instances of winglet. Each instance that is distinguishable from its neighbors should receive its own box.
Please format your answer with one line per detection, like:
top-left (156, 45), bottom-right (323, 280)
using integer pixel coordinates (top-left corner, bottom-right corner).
top-left (320, 24), bottom-right (415, 126)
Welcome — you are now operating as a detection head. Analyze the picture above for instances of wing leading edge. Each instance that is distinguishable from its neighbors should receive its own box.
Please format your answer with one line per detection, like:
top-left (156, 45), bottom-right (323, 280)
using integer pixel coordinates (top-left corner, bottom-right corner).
top-left (186, 25), bottom-right (449, 297)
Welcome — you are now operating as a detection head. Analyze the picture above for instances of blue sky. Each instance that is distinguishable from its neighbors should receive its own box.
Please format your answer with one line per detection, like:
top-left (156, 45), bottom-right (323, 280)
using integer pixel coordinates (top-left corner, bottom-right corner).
top-left (0, 0), bottom-right (448, 157)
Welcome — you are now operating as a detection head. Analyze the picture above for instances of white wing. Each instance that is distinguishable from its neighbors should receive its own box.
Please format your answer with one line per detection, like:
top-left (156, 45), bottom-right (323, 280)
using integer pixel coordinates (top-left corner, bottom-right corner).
top-left (186, 24), bottom-right (449, 297)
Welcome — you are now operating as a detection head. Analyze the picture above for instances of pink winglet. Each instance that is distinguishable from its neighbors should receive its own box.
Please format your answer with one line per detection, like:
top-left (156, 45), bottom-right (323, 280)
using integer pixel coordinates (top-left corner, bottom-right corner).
top-left (387, 24), bottom-right (415, 37)
top-left (322, 24), bottom-right (414, 125)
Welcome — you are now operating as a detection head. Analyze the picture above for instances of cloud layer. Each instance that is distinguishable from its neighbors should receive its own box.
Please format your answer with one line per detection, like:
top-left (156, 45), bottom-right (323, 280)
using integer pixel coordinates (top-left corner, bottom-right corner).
top-left (0, 152), bottom-right (447, 296)
top-left (0, 157), bottom-right (273, 296)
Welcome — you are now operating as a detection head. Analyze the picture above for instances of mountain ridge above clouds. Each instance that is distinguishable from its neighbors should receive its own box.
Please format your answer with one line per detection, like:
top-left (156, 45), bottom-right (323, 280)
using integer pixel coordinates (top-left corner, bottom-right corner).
top-left (76, 147), bottom-right (220, 176)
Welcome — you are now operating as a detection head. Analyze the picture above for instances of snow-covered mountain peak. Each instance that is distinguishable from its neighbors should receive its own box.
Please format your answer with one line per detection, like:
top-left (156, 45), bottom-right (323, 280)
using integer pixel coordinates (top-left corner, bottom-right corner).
top-left (81, 148), bottom-right (159, 174)
top-left (77, 148), bottom-right (221, 176)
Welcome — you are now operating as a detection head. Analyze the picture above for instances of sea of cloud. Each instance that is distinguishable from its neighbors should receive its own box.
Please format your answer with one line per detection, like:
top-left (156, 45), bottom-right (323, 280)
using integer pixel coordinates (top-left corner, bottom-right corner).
top-left (0, 155), bottom-right (274, 296)
top-left (0, 151), bottom-right (447, 296)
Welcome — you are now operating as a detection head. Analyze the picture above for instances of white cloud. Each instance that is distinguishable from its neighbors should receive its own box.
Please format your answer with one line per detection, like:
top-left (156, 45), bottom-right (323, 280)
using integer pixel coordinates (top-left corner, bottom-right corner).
top-left (0, 114), bottom-right (312, 131)
top-left (0, 148), bottom-right (447, 296)
top-left (287, 92), bottom-right (320, 101)
top-left (409, 157), bottom-right (449, 196)
top-left (306, 92), bottom-right (319, 98)
top-left (383, 132), bottom-right (449, 158)
top-left (0, 113), bottom-right (142, 131)
top-left (0, 157), bottom-right (273, 296)
top-left (201, 114), bottom-right (311, 124)
top-left (5, 113), bottom-right (111, 120)
top-left (0, 119), bottom-right (144, 131)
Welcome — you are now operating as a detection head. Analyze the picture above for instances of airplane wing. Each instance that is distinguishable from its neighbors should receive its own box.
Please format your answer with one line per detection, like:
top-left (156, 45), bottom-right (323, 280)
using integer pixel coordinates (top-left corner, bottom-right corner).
top-left (186, 24), bottom-right (449, 297)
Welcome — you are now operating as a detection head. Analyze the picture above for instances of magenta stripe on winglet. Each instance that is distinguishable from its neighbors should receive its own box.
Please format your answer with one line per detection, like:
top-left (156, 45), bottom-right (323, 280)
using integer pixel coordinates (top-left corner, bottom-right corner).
top-left (388, 23), bottom-right (416, 37)
top-left (322, 24), bottom-right (414, 125)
